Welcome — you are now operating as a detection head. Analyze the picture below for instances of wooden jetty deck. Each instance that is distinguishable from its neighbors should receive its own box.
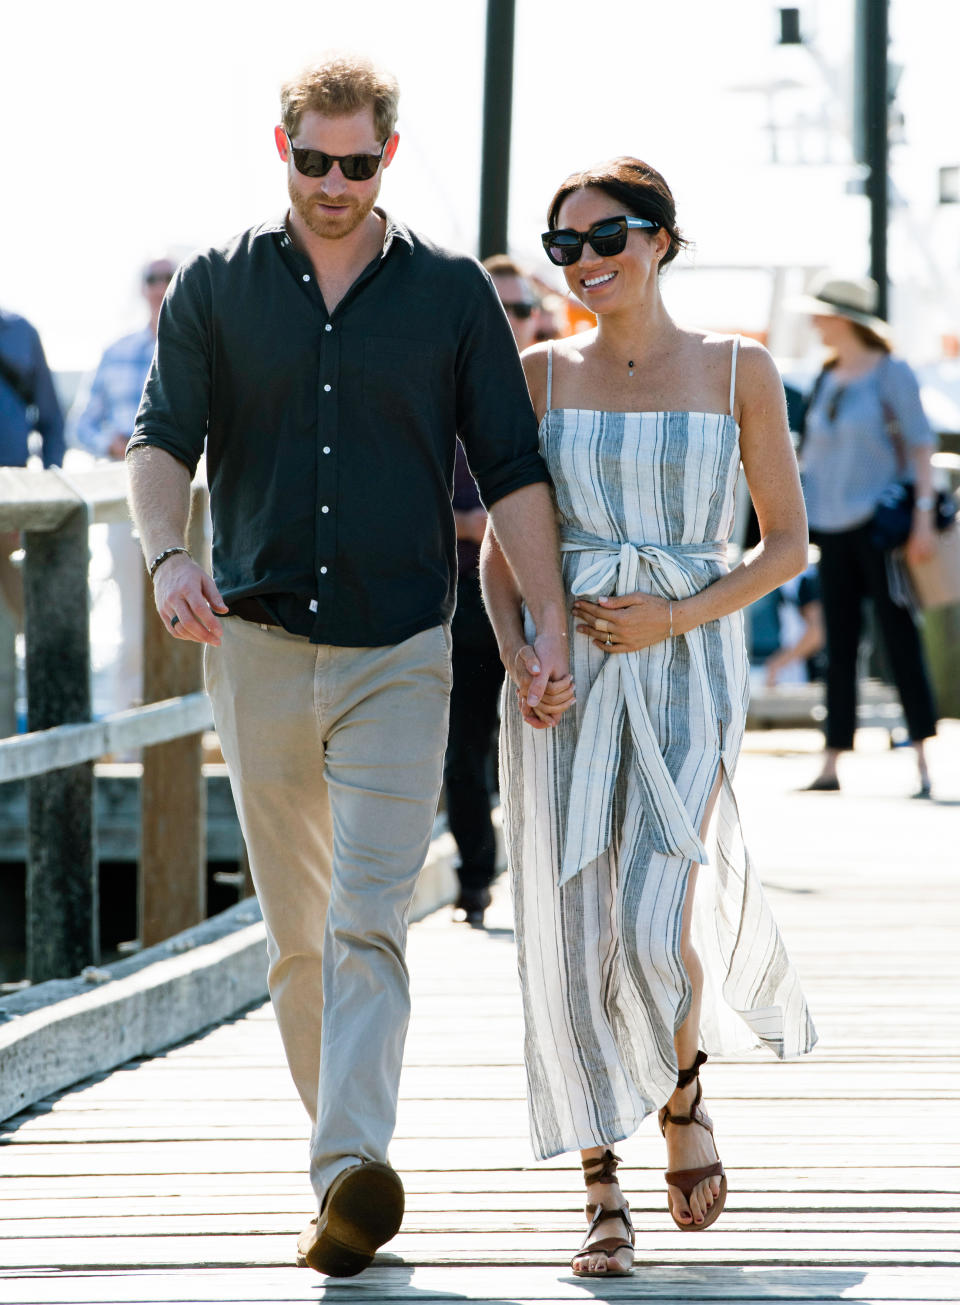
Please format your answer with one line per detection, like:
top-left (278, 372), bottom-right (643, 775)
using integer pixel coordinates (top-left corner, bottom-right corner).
top-left (2, 723), bottom-right (959, 1303)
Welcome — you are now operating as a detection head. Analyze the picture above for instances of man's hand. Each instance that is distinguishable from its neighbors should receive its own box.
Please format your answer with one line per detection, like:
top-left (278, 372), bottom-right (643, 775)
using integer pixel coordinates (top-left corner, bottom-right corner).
top-left (507, 638), bottom-right (574, 729)
top-left (153, 554), bottom-right (229, 645)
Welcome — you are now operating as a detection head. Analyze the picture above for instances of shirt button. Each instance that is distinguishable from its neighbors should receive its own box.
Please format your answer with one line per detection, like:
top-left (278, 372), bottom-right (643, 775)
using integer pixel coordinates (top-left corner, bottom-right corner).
top-left (323, 384), bottom-right (332, 392)
top-left (321, 505), bottom-right (330, 514)
top-left (324, 323), bottom-right (333, 332)
top-left (320, 566), bottom-right (328, 575)
top-left (323, 446), bottom-right (331, 454)
top-left (302, 274), bottom-right (310, 282)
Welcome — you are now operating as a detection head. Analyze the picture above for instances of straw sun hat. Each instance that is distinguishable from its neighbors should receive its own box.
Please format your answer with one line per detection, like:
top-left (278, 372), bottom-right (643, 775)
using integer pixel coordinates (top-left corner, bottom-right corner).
top-left (790, 272), bottom-right (891, 337)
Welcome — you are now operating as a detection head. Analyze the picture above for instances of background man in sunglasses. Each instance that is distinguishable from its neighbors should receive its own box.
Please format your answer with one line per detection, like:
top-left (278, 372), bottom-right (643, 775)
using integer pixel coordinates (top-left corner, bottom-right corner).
top-left (126, 54), bottom-right (568, 1278)
top-left (69, 256), bottom-right (177, 716)
top-left (446, 254), bottom-right (538, 928)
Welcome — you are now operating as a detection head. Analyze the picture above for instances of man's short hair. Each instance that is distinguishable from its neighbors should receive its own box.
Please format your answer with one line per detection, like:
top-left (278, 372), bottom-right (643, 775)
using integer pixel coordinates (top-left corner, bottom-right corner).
top-left (482, 254), bottom-right (527, 280)
top-left (280, 54), bottom-right (400, 143)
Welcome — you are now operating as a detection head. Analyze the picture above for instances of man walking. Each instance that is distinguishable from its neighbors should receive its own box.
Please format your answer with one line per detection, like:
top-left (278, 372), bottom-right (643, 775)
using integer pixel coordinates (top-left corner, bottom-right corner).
top-left (126, 55), bottom-right (567, 1278)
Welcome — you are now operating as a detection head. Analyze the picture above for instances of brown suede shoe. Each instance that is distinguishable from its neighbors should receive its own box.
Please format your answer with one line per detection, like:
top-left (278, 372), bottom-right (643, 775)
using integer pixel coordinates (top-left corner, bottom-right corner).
top-left (296, 1161), bottom-right (405, 1277)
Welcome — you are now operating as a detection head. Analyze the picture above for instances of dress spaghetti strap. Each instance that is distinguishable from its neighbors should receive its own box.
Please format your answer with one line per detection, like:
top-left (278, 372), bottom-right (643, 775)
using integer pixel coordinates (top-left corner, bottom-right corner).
top-left (546, 341), bottom-right (554, 414)
top-left (729, 335), bottom-right (740, 417)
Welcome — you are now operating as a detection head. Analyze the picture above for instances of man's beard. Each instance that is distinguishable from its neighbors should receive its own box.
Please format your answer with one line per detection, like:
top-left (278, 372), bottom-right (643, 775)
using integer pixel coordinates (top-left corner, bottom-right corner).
top-left (288, 175), bottom-right (376, 240)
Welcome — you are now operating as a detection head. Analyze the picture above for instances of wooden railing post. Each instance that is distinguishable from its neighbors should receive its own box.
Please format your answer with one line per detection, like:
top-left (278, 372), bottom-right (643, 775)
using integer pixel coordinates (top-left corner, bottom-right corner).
top-left (139, 495), bottom-right (207, 945)
top-left (23, 503), bottom-right (98, 981)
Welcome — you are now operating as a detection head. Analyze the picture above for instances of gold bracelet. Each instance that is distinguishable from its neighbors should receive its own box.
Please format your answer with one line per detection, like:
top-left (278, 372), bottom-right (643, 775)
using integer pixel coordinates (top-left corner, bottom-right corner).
top-left (668, 600), bottom-right (674, 639)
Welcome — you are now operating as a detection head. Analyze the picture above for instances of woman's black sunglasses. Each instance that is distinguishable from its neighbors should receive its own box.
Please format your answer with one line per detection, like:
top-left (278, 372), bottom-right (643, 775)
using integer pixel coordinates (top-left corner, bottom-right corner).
top-left (541, 215), bottom-right (660, 266)
top-left (286, 134), bottom-right (388, 182)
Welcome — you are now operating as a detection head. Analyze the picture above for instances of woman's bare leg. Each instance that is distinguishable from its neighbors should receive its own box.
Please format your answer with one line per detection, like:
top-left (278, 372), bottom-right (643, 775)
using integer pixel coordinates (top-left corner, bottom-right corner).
top-left (662, 770), bottom-right (725, 1227)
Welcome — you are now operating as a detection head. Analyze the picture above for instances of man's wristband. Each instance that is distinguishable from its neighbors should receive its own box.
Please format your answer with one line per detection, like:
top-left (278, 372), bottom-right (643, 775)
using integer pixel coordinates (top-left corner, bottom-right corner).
top-left (148, 546), bottom-right (190, 578)
top-left (914, 495), bottom-right (935, 512)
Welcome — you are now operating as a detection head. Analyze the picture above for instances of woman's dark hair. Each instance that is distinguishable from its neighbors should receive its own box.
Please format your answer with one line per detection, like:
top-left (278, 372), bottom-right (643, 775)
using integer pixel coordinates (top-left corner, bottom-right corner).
top-left (546, 157), bottom-right (688, 268)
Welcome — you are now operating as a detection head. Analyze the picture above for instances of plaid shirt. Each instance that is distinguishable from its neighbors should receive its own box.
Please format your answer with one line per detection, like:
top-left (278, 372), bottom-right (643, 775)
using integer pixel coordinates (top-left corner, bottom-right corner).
top-left (69, 326), bottom-right (155, 457)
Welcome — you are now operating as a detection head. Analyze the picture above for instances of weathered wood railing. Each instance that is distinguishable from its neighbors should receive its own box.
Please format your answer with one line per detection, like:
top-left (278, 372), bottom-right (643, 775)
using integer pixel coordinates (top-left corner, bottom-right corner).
top-left (0, 463), bottom-right (213, 983)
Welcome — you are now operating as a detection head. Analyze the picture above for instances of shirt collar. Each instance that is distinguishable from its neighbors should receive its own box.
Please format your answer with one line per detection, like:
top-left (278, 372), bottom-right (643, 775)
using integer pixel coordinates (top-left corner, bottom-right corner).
top-left (259, 210), bottom-right (415, 257)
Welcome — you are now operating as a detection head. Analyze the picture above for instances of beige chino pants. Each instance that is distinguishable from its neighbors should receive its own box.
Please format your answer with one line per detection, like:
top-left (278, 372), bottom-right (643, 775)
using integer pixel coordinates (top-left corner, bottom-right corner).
top-left (205, 618), bottom-right (451, 1203)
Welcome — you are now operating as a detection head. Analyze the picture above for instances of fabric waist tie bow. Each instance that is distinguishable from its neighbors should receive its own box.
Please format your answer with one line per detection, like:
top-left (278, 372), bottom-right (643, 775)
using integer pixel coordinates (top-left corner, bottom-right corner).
top-left (557, 526), bottom-right (728, 886)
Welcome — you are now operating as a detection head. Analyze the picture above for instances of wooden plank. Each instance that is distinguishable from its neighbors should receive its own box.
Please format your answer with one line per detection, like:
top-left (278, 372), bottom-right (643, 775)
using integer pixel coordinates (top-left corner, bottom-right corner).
top-left (1, 731), bottom-right (960, 1304)
top-left (139, 493), bottom-right (207, 946)
top-left (2, 1265), bottom-right (958, 1302)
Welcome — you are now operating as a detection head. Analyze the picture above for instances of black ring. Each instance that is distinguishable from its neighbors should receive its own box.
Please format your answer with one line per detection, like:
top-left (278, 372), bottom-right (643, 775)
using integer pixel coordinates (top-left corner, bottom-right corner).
top-left (171, 614), bottom-right (180, 628)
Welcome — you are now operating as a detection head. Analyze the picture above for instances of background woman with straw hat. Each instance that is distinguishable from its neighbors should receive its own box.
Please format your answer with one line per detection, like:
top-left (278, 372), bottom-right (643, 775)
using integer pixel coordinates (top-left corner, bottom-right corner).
top-left (794, 273), bottom-right (939, 797)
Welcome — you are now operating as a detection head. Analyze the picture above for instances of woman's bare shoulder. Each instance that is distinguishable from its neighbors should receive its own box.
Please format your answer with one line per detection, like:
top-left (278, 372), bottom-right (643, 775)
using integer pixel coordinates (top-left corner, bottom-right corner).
top-left (521, 335), bottom-right (592, 416)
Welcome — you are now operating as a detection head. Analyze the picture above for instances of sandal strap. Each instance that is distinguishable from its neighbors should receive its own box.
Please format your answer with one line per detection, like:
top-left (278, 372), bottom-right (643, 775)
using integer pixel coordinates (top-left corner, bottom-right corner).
top-left (676, 1049), bottom-right (708, 1090)
top-left (580, 1148), bottom-right (622, 1186)
top-left (574, 1235), bottom-right (634, 1259)
top-left (664, 1160), bottom-right (724, 1198)
top-left (658, 1088), bottom-right (708, 1136)
top-left (579, 1203), bottom-right (635, 1248)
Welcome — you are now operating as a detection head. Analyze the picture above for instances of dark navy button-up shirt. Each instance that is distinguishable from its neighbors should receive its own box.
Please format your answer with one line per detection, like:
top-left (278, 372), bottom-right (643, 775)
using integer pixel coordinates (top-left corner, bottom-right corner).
top-left (129, 212), bottom-right (547, 647)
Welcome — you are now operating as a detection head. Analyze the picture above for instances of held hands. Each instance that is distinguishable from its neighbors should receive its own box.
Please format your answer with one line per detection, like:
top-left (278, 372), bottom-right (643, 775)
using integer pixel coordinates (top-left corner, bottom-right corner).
top-left (506, 634), bottom-right (575, 730)
top-left (573, 590), bottom-right (674, 653)
top-left (153, 554), bottom-right (229, 646)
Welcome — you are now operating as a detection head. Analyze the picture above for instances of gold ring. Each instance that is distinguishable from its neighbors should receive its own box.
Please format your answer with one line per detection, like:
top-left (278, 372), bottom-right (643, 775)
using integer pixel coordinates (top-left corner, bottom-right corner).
top-left (605, 632), bottom-right (612, 646)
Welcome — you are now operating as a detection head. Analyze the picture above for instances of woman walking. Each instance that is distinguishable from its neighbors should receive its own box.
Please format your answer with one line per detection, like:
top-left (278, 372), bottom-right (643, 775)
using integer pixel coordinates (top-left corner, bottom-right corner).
top-left (794, 275), bottom-right (939, 796)
top-left (481, 158), bottom-right (817, 1276)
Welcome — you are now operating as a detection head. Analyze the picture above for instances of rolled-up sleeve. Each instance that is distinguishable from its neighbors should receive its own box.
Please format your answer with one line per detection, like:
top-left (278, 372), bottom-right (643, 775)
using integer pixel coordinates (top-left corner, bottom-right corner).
top-left (454, 274), bottom-right (549, 508)
top-left (885, 357), bottom-right (935, 449)
top-left (127, 261), bottom-right (211, 475)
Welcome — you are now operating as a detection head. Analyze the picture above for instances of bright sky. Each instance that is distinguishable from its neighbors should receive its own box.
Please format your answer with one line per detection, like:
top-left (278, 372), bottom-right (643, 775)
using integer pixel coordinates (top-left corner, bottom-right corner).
top-left (1, 0), bottom-right (957, 371)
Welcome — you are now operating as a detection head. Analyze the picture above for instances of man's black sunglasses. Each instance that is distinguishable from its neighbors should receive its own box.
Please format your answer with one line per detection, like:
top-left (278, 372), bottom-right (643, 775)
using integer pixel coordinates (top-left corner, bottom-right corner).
top-left (502, 301), bottom-right (534, 320)
top-left (286, 133), bottom-right (388, 182)
top-left (541, 215), bottom-right (659, 266)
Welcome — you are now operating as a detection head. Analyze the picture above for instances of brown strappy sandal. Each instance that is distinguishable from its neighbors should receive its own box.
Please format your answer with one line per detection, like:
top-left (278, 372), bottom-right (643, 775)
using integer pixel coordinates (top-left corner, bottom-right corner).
top-left (570, 1148), bottom-right (635, 1277)
top-left (658, 1050), bottom-right (727, 1231)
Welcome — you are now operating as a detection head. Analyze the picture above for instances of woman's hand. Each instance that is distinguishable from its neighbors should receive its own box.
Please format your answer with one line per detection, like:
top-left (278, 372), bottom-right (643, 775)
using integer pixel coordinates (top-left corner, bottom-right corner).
top-left (905, 510), bottom-right (936, 567)
top-left (573, 591), bottom-right (674, 653)
top-left (506, 642), bottom-right (575, 728)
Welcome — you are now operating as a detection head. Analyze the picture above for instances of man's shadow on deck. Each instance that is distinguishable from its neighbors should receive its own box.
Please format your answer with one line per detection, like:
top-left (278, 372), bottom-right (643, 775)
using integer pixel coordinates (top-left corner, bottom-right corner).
top-left (309, 1261), bottom-right (868, 1302)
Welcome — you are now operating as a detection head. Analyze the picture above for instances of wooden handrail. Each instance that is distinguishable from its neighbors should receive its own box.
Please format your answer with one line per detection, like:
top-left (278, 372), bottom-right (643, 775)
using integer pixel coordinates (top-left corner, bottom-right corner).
top-left (2, 466), bottom-right (215, 980)
top-left (0, 693), bottom-right (213, 782)
top-left (0, 463), bottom-right (130, 530)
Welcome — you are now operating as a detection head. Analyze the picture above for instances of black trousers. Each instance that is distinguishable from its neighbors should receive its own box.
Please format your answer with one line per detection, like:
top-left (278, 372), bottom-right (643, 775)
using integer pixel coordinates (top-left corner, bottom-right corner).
top-left (815, 523), bottom-right (937, 751)
top-left (444, 576), bottom-right (504, 894)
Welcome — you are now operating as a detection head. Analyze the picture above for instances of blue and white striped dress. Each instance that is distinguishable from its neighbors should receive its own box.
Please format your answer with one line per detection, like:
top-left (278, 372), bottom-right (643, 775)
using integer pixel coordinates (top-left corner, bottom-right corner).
top-left (501, 340), bottom-right (816, 1160)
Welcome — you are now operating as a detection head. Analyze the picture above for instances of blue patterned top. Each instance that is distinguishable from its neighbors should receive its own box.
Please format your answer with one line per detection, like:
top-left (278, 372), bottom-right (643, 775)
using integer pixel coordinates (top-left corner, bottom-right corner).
top-left (801, 355), bottom-right (934, 533)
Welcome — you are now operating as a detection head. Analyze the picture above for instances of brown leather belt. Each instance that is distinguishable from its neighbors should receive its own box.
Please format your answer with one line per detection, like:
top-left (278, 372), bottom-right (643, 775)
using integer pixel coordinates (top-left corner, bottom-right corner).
top-left (228, 597), bottom-right (281, 626)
